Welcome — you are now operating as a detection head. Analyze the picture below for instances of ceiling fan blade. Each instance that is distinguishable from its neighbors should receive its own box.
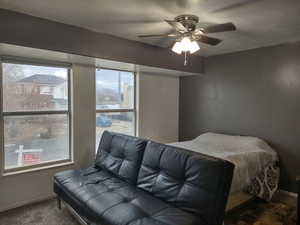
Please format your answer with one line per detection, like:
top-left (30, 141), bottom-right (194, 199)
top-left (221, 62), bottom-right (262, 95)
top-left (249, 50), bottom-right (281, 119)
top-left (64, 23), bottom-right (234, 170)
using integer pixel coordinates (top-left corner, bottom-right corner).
top-left (138, 33), bottom-right (178, 38)
top-left (167, 41), bottom-right (177, 49)
top-left (197, 35), bottom-right (222, 46)
top-left (165, 20), bottom-right (187, 33)
top-left (201, 23), bottom-right (236, 33)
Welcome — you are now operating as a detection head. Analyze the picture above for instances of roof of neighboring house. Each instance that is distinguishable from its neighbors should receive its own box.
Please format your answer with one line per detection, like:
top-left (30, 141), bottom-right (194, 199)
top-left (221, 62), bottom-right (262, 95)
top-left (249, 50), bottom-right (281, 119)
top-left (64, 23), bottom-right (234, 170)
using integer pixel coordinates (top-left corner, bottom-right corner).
top-left (19, 74), bottom-right (65, 85)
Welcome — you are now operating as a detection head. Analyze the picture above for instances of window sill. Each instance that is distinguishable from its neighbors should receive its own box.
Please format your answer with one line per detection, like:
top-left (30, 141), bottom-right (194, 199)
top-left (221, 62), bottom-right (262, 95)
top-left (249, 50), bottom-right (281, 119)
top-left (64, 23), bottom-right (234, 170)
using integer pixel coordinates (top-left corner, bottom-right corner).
top-left (2, 161), bottom-right (74, 177)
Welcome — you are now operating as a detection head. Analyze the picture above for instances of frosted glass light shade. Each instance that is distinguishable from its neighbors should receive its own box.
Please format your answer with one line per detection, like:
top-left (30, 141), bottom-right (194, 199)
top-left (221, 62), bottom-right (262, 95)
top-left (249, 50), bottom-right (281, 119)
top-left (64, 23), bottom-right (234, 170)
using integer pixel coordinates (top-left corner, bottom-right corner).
top-left (189, 41), bottom-right (200, 53)
top-left (172, 41), bottom-right (182, 54)
top-left (180, 37), bottom-right (192, 52)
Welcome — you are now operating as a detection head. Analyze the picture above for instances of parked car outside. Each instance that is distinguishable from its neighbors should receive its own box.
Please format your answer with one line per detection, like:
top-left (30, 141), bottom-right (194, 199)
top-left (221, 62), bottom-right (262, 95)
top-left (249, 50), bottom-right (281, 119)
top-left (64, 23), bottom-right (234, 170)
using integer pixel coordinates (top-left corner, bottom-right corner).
top-left (96, 115), bottom-right (112, 127)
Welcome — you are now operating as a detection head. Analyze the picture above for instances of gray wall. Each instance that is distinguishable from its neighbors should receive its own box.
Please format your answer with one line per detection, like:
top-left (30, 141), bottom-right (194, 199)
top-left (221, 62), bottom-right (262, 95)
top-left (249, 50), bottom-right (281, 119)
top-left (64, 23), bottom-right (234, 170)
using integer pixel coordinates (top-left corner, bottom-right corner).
top-left (180, 43), bottom-right (300, 192)
top-left (0, 9), bottom-right (204, 74)
top-left (138, 73), bottom-right (179, 143)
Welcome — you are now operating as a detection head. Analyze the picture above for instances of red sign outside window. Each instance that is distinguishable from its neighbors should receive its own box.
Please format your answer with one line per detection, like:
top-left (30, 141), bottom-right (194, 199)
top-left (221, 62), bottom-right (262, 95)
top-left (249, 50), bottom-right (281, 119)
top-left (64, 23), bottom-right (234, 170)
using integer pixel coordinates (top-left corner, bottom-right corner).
top-left (23, 153), bottom-right (41, 166)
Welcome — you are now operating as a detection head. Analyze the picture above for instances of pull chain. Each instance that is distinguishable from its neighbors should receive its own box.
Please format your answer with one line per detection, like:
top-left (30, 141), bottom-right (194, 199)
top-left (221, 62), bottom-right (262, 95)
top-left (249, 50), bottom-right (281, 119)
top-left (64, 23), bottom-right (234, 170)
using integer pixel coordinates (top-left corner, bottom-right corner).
top-left (184, 51), bottom-right (187, 66)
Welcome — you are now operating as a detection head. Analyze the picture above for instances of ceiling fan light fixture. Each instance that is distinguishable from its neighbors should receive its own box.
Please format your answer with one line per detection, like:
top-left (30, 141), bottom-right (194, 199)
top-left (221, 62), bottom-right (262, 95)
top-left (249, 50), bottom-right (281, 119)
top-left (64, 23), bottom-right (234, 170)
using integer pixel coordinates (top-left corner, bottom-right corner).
top-left (172, 37), bottom-right (200, 55)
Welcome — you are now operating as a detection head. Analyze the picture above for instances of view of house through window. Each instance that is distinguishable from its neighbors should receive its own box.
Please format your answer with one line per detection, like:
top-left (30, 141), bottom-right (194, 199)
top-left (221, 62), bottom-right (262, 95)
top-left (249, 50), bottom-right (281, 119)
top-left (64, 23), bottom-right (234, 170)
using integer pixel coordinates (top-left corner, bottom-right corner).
top-left (2, 62), bottom-right (71, 170)
top-left (96, 68), bottom-right (135, 148)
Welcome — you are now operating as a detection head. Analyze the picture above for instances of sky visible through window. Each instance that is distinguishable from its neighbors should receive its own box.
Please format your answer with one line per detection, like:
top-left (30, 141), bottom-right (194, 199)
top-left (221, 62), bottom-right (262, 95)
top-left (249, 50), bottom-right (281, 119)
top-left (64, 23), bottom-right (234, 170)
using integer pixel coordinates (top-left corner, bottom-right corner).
top-left (3, 63), bottom-right (67, 80)
top-left (96, 69), bottom-right (133, 91)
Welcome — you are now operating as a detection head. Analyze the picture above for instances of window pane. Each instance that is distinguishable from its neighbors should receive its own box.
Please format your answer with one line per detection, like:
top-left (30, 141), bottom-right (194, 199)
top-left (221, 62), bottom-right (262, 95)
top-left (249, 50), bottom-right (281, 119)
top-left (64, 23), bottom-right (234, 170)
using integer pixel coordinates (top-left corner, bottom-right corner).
top-left (4, 114), bottom-right (69, 169)
top-left (96, 69), bottom-right (134, 110)
top-left (2, 63), bottom-right (68, 112)
top-left (96, 112), bottom-right (134, 148)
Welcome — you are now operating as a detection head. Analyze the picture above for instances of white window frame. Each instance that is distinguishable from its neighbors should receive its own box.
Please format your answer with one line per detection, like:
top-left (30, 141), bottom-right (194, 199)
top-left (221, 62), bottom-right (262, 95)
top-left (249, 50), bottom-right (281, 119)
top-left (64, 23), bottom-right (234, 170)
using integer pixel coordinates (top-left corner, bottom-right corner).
top-left (0, 57), bottom-right (73, 174)
top-left (95, 67), bottom-right (137, 137)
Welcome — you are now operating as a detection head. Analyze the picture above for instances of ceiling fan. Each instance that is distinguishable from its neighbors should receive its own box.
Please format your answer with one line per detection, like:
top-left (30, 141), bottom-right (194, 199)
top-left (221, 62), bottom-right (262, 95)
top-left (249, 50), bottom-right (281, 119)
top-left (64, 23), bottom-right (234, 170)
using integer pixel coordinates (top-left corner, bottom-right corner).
top-left (138, 14), bottom-right (236, 65)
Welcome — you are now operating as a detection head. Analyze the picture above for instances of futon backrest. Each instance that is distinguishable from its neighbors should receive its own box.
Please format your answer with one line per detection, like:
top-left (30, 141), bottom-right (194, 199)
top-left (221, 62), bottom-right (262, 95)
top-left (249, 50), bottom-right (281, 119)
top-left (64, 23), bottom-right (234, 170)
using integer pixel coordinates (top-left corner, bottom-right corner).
top-left (137, 141), bottom-right (234, 225)
top-left (95, 131), bottom-right (147, 185)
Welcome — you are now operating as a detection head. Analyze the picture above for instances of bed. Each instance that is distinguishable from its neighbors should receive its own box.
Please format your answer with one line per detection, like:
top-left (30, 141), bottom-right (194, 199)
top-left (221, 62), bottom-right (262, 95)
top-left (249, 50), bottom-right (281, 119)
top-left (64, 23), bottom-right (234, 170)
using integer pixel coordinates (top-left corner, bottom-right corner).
top-left (169, 132), bottom-right (280, 211)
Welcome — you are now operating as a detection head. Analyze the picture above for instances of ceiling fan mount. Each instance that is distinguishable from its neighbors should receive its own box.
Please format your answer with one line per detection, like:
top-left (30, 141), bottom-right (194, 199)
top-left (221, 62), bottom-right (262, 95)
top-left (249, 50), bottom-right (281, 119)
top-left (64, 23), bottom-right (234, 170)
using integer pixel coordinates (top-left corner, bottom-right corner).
top-left (174, 14), bottom-right (199, 32)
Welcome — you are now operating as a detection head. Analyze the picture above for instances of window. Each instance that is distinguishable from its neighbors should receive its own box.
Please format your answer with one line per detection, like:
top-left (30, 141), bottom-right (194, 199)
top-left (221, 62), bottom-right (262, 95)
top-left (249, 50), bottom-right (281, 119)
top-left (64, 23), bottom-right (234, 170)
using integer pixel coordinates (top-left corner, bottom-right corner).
top-left (1, 61), bottom-right (71, 172)
top-left (96, 68), bottom-right (135, 147)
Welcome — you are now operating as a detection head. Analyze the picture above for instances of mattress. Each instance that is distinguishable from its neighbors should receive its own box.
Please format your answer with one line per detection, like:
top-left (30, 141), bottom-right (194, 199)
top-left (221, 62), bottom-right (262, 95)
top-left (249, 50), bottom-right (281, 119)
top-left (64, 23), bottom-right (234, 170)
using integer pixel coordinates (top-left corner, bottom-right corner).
top-left (169, 132), bottom-right (279, 199)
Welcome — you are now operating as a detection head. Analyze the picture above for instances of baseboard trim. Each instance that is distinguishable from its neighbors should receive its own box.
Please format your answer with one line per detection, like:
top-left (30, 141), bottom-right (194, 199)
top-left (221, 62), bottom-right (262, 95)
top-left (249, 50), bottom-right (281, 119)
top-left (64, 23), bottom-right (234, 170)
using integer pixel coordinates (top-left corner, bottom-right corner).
top-left (278, 189), bottom-right (297, 198)
top-left (0, 194), bottom-right (55, 213)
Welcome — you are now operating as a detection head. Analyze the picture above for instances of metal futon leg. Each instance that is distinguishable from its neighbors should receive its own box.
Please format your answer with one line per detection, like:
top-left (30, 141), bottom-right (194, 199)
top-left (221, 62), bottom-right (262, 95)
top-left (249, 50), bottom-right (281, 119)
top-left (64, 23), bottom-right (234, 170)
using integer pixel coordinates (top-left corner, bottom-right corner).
top-left (57, 197), bottom-right (62, 210)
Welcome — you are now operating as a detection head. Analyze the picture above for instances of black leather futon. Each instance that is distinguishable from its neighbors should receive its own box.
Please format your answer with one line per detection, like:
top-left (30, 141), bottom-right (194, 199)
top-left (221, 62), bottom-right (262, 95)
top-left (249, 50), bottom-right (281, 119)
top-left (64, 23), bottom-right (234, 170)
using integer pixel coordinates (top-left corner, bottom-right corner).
top-left (54, 131), bottom-right (234, 225)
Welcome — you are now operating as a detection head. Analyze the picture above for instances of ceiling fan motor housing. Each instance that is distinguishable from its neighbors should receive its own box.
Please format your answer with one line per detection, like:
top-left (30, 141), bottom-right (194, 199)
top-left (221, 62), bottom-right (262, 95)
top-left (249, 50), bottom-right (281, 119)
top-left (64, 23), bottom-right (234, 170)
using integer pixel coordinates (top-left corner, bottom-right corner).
top-left (175, 14), bottom-right (199, 32)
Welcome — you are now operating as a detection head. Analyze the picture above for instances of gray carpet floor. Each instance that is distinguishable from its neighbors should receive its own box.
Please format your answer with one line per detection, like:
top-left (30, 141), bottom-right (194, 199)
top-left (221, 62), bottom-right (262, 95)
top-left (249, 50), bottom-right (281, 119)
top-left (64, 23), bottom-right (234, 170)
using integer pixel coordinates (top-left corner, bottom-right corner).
top-left (0, 198), bottom-right (297, 225)
top-left (0, 199), bottom-right (79, 225)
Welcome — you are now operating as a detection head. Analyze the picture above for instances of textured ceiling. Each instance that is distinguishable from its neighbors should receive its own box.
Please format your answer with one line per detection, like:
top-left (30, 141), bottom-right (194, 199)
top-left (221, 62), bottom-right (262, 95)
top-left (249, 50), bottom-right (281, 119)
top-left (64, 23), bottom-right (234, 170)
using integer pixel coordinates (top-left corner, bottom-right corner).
top-left (1, 0), bottom-right (300, 56)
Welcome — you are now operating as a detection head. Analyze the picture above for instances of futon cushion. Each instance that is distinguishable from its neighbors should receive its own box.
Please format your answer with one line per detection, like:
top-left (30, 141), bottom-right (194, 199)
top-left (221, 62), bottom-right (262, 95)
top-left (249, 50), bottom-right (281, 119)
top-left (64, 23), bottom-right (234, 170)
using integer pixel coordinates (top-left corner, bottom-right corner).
top-left (54, 166), bottom-right (202, 225)
top-left (95, 131), bottom-right (147, 185)
top-left (137, 141), bottom-right (234, 225)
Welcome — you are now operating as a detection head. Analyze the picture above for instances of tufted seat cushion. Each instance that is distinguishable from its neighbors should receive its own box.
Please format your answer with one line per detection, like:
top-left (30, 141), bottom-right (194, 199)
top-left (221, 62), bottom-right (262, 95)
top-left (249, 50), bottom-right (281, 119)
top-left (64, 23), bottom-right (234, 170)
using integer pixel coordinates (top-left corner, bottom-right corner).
top-left (54, 166), bottom-right (201, 225)
top-left (137, 141), bottom-right (234, 225)
top-left (95, 131), bottom-right (147, 185)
